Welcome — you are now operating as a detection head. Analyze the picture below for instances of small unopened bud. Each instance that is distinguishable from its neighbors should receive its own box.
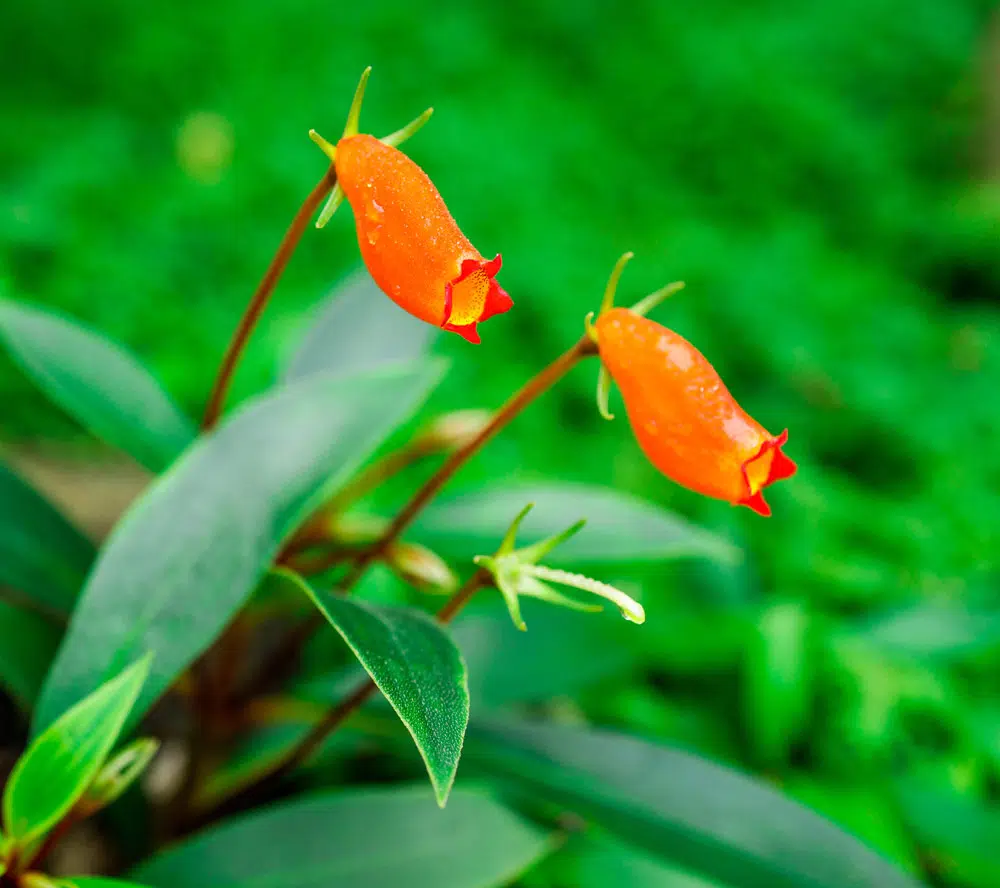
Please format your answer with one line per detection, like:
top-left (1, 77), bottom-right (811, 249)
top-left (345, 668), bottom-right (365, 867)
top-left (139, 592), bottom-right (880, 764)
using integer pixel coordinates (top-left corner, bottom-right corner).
top-left (387, 541), bottom-right (457, 593)
top-left (328, 513), bottom-right (390, 545)
top-left (86, 738), bottom-right (160, 810)
top-left (413, 410), bottom-right (493, 455)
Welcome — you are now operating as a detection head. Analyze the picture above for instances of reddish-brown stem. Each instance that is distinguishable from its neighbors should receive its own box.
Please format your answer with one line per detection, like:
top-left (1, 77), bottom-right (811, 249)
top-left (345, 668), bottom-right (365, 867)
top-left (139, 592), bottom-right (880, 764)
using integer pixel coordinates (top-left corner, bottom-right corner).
top-left (341, 336), bottom-right (597, 586)
top-left (241, 335), bottom-right (598, 698)
top-left (201, 166), bottom-right (338, 431)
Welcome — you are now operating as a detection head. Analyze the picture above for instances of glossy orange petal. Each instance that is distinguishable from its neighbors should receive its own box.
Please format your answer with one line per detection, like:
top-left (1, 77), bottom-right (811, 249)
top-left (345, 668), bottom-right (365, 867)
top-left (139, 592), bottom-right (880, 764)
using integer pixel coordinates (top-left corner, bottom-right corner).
top-left (595, 308), bottom-right (796, 515)
top-left (335, 134), bottom-right (512, 342)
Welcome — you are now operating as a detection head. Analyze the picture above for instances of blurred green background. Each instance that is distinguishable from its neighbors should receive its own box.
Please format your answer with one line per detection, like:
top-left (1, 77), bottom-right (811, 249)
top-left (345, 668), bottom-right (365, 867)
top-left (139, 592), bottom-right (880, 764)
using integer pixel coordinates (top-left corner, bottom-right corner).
top-left (3, 0), bottom-right (1000, 884)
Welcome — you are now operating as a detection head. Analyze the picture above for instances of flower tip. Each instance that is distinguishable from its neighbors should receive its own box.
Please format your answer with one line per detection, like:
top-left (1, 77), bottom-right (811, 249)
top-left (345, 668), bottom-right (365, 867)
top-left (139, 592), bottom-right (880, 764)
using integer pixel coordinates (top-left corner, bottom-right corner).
top-left (768, 430), bottom-right (798, 482)
top-left (740, 491), bottom-right (773, 517)
top-left (442, 254), bottom-right (512, 342)
top-left (624, 603), bottom-right (646, 624)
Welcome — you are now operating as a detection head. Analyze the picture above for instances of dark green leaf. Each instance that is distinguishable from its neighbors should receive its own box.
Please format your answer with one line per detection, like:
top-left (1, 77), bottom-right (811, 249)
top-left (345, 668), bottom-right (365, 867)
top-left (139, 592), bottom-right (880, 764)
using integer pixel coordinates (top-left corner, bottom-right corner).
top-left (0, 299), bottom-right (195, 472)
top-left (3, 657), bottom-right (149, 845)
top-left (466, 719), bottom-right (923, 888)
top-left (284, 269), bottom-right (437, 382)
top-left (413, 483), bottom-right (739, 566)
top-left (0, 600), bottom-right (61, 708)
top-left (33, 363), bottom-right (445, 735)
top-left (304, 587), bottom-right (469, 806)
top-left (0, 461), bottom-right (94, 617)
top-left (133, 786), bottom-right (549, 888)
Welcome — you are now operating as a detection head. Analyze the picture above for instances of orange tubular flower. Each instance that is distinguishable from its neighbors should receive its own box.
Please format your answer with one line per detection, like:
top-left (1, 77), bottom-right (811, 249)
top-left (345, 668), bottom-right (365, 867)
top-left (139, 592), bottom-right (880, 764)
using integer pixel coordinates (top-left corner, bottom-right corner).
top-left (596, 307), bottom-right (796, 516)
top-left (334, 134), bottom-right (512, 343)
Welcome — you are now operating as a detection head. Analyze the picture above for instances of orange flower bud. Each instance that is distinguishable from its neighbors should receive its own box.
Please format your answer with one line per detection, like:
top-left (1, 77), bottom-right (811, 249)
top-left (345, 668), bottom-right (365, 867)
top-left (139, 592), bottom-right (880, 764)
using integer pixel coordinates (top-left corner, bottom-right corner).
top-left (334, 134), bottom-right (512, 343)
top-left (596, 308), bottom-right (796, 516)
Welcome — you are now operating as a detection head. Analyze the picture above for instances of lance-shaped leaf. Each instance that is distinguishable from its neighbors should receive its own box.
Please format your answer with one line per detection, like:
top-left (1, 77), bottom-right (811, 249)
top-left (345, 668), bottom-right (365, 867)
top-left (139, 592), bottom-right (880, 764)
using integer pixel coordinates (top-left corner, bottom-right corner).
top-left (0, 298), bottom-right (195, 472)
top-left (3, 657), bottom-right (149, 845)
top-left (465, 718), bottom-right (923, 888)
top-left (133, 787), bottom-right (548, 888)
top-left (303, 585), bottom-right (469, 806)
top-left (33, 362), bottom-right (446, 735)
top-left (0, 461), bottom-right (94, 618)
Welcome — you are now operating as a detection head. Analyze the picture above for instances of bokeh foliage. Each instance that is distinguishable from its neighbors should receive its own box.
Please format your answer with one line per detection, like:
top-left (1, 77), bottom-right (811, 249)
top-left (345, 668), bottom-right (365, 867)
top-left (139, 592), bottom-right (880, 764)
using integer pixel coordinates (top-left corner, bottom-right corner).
top-left (3, 0), bottom-right (1000, 885)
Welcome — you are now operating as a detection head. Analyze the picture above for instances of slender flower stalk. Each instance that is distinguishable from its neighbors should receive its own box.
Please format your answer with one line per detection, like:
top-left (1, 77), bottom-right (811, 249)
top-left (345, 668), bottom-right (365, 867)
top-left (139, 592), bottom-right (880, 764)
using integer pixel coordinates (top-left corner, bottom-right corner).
top-left (201, 166), bottom-right (338, 430)
top-left (241, 334), bottom-right (598, 697)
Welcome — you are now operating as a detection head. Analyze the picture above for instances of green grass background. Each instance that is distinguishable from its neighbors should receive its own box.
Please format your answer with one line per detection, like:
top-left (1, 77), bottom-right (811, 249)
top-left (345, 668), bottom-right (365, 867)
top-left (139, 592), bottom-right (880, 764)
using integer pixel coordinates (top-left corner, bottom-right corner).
top-left (3, 0), bottom-right (1000, 883)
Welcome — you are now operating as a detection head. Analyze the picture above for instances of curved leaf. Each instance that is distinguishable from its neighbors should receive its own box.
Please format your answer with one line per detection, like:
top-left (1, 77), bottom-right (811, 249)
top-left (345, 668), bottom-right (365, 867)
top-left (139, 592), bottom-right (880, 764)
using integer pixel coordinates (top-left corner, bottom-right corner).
top-left (133, 787), bottom-right (549, 888)
top-left (0, 299), bottom-right (195, 472)
top-left (0, 600), bottom-right (61, 708)
top-left (412, 483), bottom-right (739, 566)
top-left (33, 362), bottom-right (446, 735)
top-left (284, 269), bottom-right (437, 382)
top-left (304, 587), bottom-right (469, 806)
top-left (0, 461), bottom-right (94, 617)
top-left (3, 657), bottom-right (148, 845)
top-left (466, 719), bottom-right (923, 888)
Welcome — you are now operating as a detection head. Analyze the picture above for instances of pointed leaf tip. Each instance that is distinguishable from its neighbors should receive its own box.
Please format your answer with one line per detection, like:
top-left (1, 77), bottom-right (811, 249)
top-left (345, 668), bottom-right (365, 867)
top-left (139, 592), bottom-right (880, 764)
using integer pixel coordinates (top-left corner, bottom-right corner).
top-left (381, 107), bottom-right (434, 149)
top-left (308, 129), bottom-right (337, 163)
top-left (599, 252), bottom-right (635, 316)
top-left (315, 183), bottom-right (345, 229)
top-left (596, 366), bottom-right (614, 421)
top-left (497, 503), bottom-right (535, 555)
top-left (629, 280), bottom-right (685, 318)
top-left (342, 67), bottom-right (372, 139)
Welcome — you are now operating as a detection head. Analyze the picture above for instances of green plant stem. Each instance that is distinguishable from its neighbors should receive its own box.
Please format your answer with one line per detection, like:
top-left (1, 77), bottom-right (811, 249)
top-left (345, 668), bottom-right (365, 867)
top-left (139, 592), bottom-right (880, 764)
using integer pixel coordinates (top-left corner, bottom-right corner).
top-left (190, 570), bottom-right (489, 830)
top-left (242, 334), bottom-right (598, 697)
top-left (201, 165), bottom-right (338, 431)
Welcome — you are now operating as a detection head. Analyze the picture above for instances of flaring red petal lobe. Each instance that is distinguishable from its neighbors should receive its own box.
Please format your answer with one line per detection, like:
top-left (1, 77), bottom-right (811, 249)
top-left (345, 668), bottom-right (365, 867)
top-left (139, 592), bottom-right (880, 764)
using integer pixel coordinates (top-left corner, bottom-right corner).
top-left (443, 254), bottom-right (512, 341)
top-left (442, 320), bottom-right (482, 344)
top-left (739, 490), bottom-right (772, 517)
top-left (767, 436), bottom-right (798, 483)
